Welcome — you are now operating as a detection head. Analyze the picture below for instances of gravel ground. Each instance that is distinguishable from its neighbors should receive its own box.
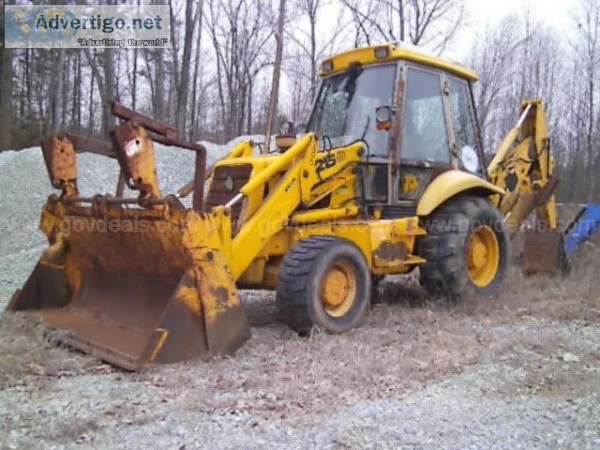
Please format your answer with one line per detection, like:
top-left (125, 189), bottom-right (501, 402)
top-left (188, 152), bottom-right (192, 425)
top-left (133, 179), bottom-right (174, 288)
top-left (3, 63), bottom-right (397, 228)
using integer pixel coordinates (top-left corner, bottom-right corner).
top-left (1, 298), bottom-right (598, 449)
top-left (0, 146), bottom-right (599, 449)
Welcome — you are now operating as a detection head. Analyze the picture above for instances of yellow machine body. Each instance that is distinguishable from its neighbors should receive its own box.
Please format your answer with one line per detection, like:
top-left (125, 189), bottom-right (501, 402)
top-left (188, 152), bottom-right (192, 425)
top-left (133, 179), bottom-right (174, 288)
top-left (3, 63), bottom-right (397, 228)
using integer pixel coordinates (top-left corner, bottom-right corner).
top-left (8, 45), bottom-right (561, 369)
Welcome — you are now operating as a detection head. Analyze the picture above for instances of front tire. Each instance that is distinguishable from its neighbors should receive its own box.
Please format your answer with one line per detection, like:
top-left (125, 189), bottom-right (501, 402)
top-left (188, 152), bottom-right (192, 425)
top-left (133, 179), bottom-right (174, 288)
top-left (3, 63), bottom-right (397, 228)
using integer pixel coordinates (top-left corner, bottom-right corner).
top-left (419, 195), bottom-right (509, 300)
top-left (276, 236), bottom-right (371, 335)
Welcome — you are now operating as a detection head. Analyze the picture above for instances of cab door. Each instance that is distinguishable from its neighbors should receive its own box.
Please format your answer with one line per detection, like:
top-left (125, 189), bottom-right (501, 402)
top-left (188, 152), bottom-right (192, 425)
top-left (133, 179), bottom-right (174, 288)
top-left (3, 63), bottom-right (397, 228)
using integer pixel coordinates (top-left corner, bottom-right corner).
top-left (394, 65), bottom-right (454, 209)
top-left (446, 76), bottom-right (485, 176)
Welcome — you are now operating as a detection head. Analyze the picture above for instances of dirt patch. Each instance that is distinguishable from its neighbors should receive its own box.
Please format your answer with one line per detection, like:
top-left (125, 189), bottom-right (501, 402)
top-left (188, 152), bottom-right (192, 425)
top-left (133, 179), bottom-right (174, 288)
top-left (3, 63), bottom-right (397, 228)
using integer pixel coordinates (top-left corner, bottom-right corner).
top-left (455, 231), bottom-right (600, 323)
top-left (0, 314), bottom-right (110, 390)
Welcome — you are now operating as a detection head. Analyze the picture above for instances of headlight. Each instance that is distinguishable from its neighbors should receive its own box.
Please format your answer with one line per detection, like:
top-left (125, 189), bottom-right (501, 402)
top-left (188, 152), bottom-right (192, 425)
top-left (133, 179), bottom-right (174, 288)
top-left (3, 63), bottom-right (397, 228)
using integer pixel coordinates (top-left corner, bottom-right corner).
top-left (374, 46), bottom-right (390, 59)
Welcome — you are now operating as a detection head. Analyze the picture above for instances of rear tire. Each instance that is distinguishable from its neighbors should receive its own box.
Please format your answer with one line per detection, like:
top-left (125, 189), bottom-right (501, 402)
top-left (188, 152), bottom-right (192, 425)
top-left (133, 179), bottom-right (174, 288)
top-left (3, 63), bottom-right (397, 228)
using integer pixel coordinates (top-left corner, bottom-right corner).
top-left (276, 236), bottom-right (371, 335)
top-left (419, 195), bottom-right (509, 300)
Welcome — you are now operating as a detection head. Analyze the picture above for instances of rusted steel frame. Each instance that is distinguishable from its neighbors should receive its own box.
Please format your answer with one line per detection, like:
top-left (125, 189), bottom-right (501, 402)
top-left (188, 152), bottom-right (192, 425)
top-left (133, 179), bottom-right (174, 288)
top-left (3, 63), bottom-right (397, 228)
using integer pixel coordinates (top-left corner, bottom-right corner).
top-left (177, 179), bottom-right (195, 198)
top-left (62, 197), bottom-right (138, 205)
top-left (62, 196), bottom-right (170, 206)
top-left (52, 201), bottom-right (172, 221)
top-left (110, 102), bottom-right (207, 211)
top-left (111, 102), bottom-right (178, 140)
top-left (67, 133), bottom-right (115, 158)
top-left (177, 160), bottom-right (219, 199)
top-left (389, 63), bottom-right (405, 180)
top-left (148, 132), bottom-right (205, 153)
top-left (108, 126), bottom-right (154, 196)
top-left (116, 170), bottom-right (126, 197)
top-left (40, 136), bottom-right (79, 197)
top-left (177, 164), bottom-right (225, 199)
top-left (146, 134), bottom-right (207, 211)
top-left (534, 175), bottom-right (560, 207)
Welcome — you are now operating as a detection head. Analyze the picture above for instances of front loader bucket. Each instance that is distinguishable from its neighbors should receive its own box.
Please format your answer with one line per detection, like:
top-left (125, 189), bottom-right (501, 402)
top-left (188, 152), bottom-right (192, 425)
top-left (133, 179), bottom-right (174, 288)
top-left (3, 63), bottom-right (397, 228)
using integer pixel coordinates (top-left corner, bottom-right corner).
top-left (8, 206), bottom-right (250, 370)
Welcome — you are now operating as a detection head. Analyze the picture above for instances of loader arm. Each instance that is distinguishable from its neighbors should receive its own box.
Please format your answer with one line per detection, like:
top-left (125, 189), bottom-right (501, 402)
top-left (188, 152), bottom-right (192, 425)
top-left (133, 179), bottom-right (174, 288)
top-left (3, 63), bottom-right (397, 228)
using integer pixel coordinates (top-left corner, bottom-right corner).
top-left (488, 99), bottom-right (559, 238)
top-left (224, 134), bottom-right (365, 280)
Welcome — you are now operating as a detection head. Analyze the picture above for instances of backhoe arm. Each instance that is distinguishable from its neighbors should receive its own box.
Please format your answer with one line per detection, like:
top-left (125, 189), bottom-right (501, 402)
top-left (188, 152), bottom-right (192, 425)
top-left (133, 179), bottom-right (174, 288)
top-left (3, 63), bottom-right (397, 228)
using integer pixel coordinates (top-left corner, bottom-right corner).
top-left (488, 99), bottom-right (559, 237)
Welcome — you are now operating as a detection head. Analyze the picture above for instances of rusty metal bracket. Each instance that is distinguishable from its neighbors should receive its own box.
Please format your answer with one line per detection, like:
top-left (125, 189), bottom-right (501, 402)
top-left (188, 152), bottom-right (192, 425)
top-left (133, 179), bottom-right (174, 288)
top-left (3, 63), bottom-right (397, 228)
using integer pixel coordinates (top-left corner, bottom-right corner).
top-left (110, 102), bottom-right (207, 211)
top-left (41, 136), bottom-right (79, 198)
top-left (67, 133), bottom-right (116, 158)
top-left (111, 102), bottom-right (178, 140)
top-left (40, 103), bottom-right (208, 212)
top-left (110, 121), bottom-right (162, 200)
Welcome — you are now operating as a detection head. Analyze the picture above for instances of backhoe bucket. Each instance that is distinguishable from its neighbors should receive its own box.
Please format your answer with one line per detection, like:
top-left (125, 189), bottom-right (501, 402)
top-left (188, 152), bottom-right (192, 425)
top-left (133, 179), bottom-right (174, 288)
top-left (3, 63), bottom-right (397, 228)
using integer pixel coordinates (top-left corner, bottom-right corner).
top-left (522, 230), bottom-right (569, 275)
top-left (8, 205), bottom-right (250, 370)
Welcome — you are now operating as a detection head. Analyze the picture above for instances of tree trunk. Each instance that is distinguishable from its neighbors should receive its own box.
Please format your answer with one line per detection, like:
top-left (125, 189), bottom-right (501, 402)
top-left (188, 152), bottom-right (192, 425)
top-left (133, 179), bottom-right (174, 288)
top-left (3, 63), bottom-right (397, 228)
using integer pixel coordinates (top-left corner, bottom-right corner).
top-left (132, 49), bottom-right (138, 110)
top-left (50, 49), bottom-right (66, 134)
top-left (175, 0), bottom-right (198, 136)
top-left (264, 0), bottom-right (286, 153)
top-left (191, 0), bottom-right (204, 141)
top-left (309, 5), bottom-right (317, 100)
top-left (103, 48), bottom-right (117, 134)
top-left (155, 49), bottom-right (165, 122)
top-left (0, 46), bottom-right (14, 149)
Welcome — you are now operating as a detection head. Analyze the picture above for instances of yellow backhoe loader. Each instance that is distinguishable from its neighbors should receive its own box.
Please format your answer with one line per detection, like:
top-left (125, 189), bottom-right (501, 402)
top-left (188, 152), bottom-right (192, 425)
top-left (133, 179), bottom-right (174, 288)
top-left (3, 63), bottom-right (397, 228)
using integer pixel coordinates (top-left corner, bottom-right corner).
top-left (7, 44), bottom-right (562, 370)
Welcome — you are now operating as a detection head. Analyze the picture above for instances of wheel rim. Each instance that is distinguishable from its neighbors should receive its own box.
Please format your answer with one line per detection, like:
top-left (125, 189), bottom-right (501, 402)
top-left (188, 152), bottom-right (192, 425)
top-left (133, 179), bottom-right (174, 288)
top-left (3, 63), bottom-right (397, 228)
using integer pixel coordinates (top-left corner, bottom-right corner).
top-left (466, 225), bottom-right (500, 288)
top-left (321, 261), bottom-right (357, 318)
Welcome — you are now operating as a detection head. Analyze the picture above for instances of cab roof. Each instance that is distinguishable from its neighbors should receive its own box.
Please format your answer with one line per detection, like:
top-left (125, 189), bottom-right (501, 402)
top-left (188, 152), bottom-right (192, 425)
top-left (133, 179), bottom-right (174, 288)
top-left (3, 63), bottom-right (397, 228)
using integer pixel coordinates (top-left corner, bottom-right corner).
top-left (319, 43), bottom-right (478, 82)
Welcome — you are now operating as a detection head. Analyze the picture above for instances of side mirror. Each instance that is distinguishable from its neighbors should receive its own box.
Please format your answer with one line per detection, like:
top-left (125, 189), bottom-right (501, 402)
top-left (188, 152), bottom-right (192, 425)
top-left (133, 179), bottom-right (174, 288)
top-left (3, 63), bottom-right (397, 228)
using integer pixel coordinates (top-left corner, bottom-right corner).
top-left (375, 106), bottom-right (394, 131)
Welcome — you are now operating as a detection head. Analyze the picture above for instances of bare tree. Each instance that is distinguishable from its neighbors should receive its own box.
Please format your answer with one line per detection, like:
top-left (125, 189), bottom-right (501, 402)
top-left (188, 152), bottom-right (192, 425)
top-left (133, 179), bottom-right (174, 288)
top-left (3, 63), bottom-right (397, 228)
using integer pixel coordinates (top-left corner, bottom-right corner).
top-left (174, 0), bottom-right (199, 135)
top-left (265, 0), bottom-right (287, 153)
top-left (205, 0), bottom-right (275, 141)
top-left (0, 3), bottom-right (15, 150)
top-left (283, 0), bottom-right (346, 125)
top-left (571, 0), bottom-right (600, 202)
top-left (49, 49), bottom-right (66, 134)
top-left (288, 0), bottom-right (322, 99)
top-left (341, 0), bottom-right (466, 53)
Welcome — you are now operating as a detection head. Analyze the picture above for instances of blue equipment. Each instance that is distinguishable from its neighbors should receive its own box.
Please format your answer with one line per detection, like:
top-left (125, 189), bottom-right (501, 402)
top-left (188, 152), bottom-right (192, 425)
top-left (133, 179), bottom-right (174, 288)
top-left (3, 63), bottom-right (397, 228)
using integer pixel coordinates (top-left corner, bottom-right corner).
top-left (564, 204), bottom-right (600, 257)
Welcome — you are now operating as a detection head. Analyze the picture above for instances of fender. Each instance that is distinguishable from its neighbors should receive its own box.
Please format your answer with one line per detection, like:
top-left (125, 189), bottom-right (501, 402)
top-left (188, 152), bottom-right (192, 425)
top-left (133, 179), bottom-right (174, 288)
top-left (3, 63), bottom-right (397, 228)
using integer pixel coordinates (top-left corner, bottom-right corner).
top-left (417, 170), bottom-right (505, 216)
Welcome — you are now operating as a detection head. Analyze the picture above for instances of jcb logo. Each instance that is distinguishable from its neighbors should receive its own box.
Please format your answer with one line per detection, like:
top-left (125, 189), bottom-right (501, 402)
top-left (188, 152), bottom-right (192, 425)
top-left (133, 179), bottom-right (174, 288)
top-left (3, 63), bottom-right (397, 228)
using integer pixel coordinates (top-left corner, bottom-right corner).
top-left (402, 174), bottom-right (419, 193)
top-left (315, 153), bottom-right (336, 175)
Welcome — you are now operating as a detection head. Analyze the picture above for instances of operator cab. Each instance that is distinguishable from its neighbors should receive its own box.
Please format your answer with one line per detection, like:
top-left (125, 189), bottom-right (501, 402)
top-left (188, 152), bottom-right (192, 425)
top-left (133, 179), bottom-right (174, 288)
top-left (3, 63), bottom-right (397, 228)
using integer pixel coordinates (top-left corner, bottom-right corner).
top-left (306, 44), bottom-right (485, 218)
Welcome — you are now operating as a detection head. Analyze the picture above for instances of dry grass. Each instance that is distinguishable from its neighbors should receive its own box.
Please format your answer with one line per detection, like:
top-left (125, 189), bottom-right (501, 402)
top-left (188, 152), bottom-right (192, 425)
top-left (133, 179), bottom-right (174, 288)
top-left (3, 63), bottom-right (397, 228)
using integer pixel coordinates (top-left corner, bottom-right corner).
top-left (140, 285), bottom-right (484, 425)
top-left (0, 314), bottom-right (109, 389)
top-left (0, 231), bottom-right (597, 426)
top-left (490, 232), bottom-right (600, 323)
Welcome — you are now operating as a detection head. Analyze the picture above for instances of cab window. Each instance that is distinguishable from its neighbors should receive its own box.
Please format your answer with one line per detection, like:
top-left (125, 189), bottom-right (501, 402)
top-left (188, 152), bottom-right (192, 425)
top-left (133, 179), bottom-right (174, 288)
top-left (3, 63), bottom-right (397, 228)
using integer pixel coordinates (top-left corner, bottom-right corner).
top-left (401, 69), bottom-right (450, 163)
top-left (448, 78), bottom-right (482, 174)
top-left (307, 64), bottom-right (397, 157)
